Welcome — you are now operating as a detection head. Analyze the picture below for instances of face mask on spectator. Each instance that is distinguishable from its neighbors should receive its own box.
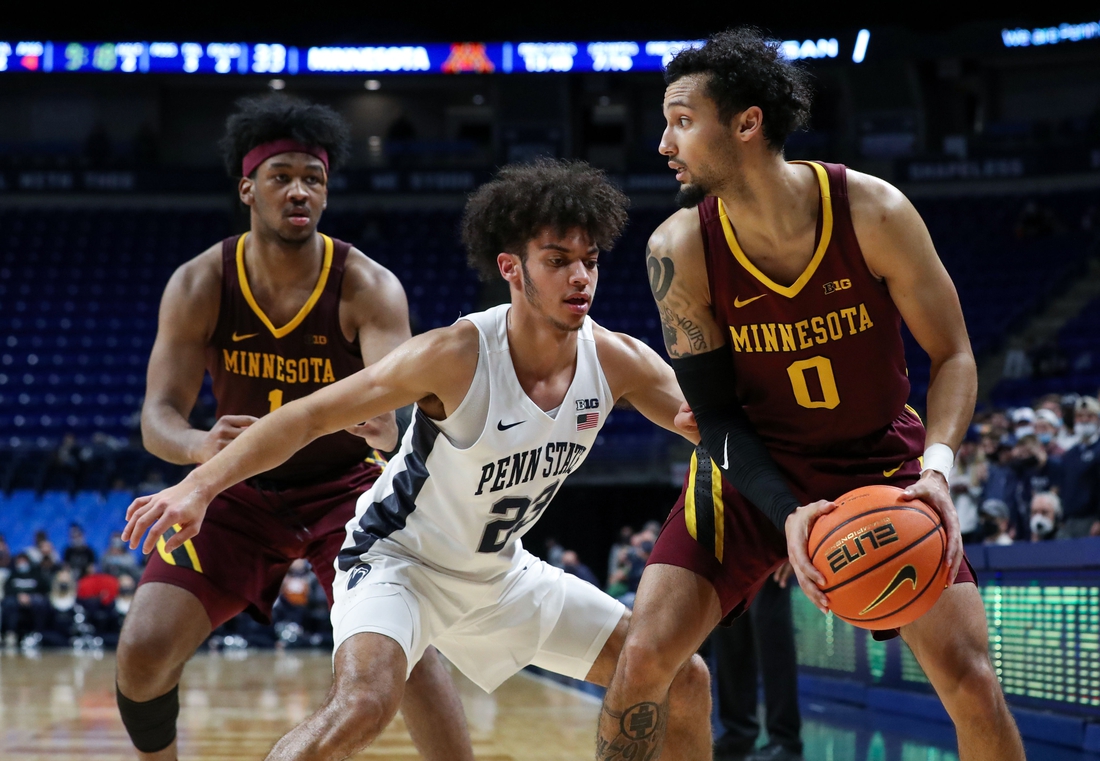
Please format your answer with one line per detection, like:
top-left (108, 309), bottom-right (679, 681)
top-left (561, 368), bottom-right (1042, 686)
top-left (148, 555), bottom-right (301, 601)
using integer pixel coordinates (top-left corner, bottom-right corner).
top-left (1031, 514), bottom-right (1055, 537)
top-left (15, 561), bottom-right (29, 573)
top-left (1077, 422), bottom-right (1099, 439)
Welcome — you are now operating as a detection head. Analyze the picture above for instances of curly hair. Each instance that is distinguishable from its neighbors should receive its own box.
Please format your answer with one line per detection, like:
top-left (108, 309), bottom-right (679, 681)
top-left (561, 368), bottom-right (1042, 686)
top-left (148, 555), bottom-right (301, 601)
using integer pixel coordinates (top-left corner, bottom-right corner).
top-left (461, 159), bottom-right (630, 281)
top-left (665, 27), bottom-right (812, 152)
top-left (219, 95), bottom-right (351, 177)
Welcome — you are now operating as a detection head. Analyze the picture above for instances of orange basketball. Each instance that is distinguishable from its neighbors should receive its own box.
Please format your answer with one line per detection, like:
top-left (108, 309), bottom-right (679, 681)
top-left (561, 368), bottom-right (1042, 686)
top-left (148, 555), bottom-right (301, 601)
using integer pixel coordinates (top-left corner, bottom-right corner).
top-left (808, 484), bottom-right (949, 631)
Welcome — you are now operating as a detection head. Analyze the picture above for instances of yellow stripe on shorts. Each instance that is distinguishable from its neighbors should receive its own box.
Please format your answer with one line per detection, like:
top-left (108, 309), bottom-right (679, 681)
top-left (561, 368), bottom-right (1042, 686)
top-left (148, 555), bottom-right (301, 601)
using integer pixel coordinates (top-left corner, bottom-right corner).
top-left (156, 524), bottom-right (204, 574)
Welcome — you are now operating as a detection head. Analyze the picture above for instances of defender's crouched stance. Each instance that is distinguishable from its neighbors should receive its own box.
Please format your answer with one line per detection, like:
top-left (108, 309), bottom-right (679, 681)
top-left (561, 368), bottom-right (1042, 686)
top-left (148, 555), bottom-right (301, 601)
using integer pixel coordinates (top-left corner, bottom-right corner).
top-left (125, 160), bottom-right (713, 760)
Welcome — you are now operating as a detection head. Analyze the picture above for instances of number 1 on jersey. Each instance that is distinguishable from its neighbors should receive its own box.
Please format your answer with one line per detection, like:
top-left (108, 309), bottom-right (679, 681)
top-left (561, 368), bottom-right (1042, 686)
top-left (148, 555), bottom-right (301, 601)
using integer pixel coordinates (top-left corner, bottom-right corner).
top-left (786, 356), bottom-right (840, 409)
top-left (268, 389), bottom-right (283, 413)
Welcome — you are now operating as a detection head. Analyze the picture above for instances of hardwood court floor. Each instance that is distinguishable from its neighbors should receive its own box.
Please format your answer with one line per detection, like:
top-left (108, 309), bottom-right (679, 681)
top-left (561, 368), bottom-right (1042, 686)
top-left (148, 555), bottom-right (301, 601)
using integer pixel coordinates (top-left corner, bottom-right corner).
top-left (0, 649), bottom-right (601, 760)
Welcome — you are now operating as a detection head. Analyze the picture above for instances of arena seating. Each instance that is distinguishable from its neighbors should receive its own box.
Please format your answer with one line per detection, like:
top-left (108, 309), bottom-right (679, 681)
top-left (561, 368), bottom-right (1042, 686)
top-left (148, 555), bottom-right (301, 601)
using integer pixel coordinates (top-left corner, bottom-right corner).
top-left (1, 189), bottom-right (1097, 488)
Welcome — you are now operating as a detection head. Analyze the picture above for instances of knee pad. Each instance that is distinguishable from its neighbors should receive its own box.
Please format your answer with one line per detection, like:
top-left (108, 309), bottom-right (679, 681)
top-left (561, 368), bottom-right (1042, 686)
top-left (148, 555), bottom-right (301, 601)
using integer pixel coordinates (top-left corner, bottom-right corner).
top-left (117, 684), bottom-right (179, 753)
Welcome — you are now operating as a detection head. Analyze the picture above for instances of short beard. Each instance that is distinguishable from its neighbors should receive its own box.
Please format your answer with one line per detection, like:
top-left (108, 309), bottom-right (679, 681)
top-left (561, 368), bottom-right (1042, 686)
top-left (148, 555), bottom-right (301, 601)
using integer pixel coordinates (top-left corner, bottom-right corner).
top-left (519, 259), bottom-right (583, 333)
top-left (675, 182), bottom-right (709, 209)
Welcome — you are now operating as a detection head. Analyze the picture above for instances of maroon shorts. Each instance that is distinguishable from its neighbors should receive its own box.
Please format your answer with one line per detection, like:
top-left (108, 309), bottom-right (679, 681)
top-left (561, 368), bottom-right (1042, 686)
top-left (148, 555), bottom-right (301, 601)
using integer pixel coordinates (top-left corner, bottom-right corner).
top-left (648, 446), bottom-right (975, 635)
top-left (139, 461), bottom-right (381, 628)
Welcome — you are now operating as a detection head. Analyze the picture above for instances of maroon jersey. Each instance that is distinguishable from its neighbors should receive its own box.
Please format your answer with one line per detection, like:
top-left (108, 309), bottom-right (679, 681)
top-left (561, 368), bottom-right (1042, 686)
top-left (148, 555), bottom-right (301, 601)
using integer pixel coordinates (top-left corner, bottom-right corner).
top-left (699, 161), bottom-right (924, 471)
top-left (205, 233), bottom-right (377, 483)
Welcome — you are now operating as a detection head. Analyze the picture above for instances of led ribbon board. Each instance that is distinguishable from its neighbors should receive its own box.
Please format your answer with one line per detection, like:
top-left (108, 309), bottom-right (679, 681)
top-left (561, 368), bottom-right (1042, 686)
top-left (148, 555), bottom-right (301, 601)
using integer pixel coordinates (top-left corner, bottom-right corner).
top-left (0, 36), bottom-right (870, 75)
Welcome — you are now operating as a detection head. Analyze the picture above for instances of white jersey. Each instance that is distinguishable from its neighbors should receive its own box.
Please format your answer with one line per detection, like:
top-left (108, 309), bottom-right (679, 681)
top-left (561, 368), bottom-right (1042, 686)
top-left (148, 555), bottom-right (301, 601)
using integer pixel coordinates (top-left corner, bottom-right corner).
top-left (338, 304), bottom-right (614, 581)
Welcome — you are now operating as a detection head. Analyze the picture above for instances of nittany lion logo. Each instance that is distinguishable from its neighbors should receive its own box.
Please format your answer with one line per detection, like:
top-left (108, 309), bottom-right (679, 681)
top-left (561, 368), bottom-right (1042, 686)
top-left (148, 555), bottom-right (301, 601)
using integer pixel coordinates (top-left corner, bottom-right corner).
top-left (346, 564), bottom-right (372, 591)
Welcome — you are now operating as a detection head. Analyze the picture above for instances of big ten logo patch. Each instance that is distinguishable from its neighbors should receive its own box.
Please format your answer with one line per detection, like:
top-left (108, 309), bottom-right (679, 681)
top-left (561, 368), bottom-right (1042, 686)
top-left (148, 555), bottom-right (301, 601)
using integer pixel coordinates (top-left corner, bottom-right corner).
top-left (823, 279), bottom-right (852, 295)
top-left (309, 335), bottom-right (328, 345)
top-left (575, 398), bottom-right (599, 411)
top-left (826, 521), bottom-right (898, 572)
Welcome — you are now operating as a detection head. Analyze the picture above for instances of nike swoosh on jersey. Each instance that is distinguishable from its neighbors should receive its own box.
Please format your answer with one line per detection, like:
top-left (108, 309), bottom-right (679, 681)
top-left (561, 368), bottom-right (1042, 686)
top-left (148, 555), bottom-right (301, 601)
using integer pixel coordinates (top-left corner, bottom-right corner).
top-left (733, 294), bottom-right (767, 308)
top-left (497, 420), bottom-right (526, 431)
top-left (859, 564), bottom-right (918, 615)
top-left (721, 433), bottom-right (729, 470)
top-left (231, 332), bottom-right (260, 342)
top-left (882, 463), bottom-right (904, 477)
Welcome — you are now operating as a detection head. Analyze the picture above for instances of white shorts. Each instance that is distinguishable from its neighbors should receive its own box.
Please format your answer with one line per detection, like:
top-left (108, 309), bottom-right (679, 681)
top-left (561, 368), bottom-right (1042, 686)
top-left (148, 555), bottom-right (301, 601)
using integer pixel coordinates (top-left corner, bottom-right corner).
top-left (330, 548), bottom-right (626, 693)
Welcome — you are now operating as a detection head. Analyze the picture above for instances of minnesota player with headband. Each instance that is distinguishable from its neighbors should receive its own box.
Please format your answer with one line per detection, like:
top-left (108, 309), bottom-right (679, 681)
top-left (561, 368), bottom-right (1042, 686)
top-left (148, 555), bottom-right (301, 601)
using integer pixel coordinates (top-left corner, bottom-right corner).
top-left (114, 95), bottom-right (474, 761)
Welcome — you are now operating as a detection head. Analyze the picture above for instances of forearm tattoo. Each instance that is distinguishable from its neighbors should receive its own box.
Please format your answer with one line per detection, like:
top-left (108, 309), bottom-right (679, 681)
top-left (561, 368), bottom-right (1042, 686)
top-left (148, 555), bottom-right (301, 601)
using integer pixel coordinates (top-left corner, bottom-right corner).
top-left (596, 700), bottom-right (667, 760)
top-left (647, 242), bottom-right (713, 359)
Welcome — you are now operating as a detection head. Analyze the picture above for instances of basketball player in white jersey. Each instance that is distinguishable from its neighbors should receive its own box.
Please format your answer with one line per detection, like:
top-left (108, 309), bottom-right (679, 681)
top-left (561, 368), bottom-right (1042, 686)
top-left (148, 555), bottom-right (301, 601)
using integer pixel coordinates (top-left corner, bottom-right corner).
top-left (123, 160), bottom-right (714, 761)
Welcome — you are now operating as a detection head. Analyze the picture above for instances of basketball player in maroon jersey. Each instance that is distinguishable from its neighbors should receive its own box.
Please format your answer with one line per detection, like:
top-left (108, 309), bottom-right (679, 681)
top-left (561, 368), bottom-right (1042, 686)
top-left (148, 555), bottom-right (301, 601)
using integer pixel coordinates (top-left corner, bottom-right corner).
top-left (598, 30), bottom-right (1025, 761)
top-left (114, 96), bottom-right (473, 761)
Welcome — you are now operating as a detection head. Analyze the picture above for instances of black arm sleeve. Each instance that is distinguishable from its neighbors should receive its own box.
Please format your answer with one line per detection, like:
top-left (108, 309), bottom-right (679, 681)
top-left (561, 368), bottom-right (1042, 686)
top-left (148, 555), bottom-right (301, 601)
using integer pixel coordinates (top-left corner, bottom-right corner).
top-left (670, 346), bottom-right (801, 531)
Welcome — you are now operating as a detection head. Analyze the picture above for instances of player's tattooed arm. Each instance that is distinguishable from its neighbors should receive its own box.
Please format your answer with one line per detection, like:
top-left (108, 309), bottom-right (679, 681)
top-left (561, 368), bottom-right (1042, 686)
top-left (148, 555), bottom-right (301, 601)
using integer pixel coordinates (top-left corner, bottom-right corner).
top-left (646, 213), bottom-right (726, 359)
top-left (596, 699), bottom-right (668, 761)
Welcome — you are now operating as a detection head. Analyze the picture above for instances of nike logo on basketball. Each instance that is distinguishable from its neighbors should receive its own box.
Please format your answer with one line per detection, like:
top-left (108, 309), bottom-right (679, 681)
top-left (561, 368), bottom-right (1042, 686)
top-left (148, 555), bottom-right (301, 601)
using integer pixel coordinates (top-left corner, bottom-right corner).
top-left (497, 420), bottom-right (526, 431)
top-left (733, 294), bottom-right (766, 308)
top-left (721, 433), bottom-right (729, 470)
top-left (860, 564), bottom-right (918, 615)
top-left (232, 331), bottom-right (260, 342)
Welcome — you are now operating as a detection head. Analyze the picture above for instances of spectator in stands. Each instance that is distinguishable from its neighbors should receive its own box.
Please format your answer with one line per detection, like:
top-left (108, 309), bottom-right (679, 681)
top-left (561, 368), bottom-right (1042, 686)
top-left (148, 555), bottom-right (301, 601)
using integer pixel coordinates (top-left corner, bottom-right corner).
top-left (1010, 407), bottom-right (1036, 439)
top-left (606, 546), bottom-right (633, 601)
top-left (561, 550), bottom-right (600, 588)
top-left (1011, 434), bottom-right (1061, 541)
top-left (24, 530), bottom-right (60, 568)
top-left (77, 564), bottom-right (120, 606)
top-left (0, 534), bottom-right (11, 595)
top-left (274, 559), bottom-right (313, 633)
top-left (272, 561), bottom-right (329, 648)
top-left (607, 525), bottom-right (634, 581)
top-left (544, 537), bottom-right (565, 568)
top-left (63, 523), bottom-right (97, 579)
top-left (980, 499), bottom-right (1014, 546)
top-left (1056, 396), bottom-right (1100, 539)
top-left (2, 553), bottom-right (50, 646)
top-left (1034, 408), bottom-right (1066, 456)
top-left (115, 573), bottom-right (136, 618)
top-left (952, 429), bottom-right (985, 544)
top-left (77, 563), bottom-right (121, 638)
top-left (1030, 492), bottom-right (1063, 542)
top-left (626, 535), bottom-right (652, 592)
top-left (100, 533), bottom-right (141, 578)
top-left (45, 566), bottom-right (78, 647)
top-left (982, 436), bottom-right (1019, 518)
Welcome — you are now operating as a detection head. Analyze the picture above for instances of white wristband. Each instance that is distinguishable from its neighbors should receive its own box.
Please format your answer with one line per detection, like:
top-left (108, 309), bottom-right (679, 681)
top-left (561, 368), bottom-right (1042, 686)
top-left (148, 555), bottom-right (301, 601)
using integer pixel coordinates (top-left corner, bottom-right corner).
top-left (921, 443), bottom-right (954, 480)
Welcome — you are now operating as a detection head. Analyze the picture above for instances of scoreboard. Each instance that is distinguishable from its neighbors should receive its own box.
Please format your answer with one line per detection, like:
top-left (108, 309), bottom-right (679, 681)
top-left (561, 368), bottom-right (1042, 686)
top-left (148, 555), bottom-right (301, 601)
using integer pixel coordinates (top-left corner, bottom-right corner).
top-left (0, 35), bottom-right (866, 77)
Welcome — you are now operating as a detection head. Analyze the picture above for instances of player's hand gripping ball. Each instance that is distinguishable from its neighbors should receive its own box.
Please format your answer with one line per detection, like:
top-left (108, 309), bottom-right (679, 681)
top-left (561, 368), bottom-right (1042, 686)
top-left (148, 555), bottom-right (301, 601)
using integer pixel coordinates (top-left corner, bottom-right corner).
top-left (808, 485), bottom-right (949, 630)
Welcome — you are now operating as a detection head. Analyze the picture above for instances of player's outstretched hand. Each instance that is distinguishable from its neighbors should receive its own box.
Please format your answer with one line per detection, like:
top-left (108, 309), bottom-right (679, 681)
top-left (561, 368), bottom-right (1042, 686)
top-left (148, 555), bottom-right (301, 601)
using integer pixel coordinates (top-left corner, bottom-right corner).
top-left (196, 415), bottom-right (258, 463)
top-left (673, 402), bottom-right (698, 436)
top-left (345, 411), bottom-right (398, 452)
top-left (901, 471), bottom-right (963, 587)
top-left (784, 500), bottom-right (835, 613)
top-left (122, 480), bottom-right (213, 556)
